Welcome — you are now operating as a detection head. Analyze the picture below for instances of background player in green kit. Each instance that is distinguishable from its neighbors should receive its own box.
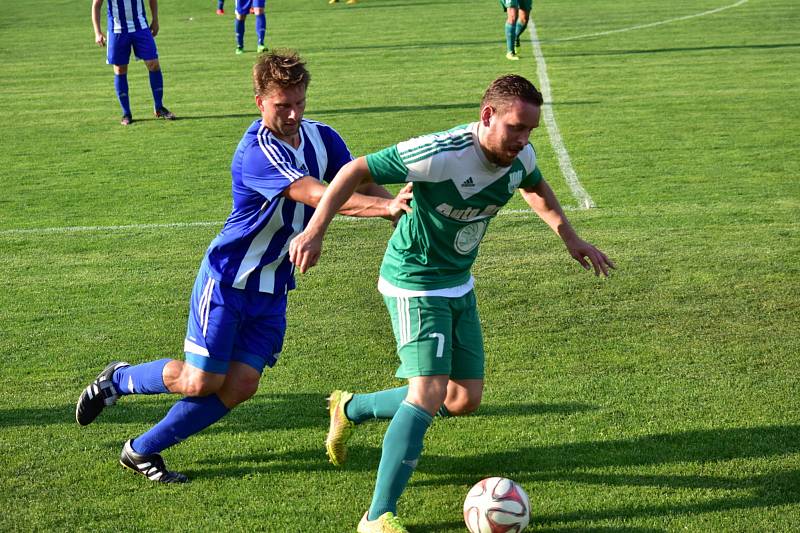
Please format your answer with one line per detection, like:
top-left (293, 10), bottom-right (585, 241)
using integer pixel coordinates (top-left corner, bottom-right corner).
top-left (500, 0), bottom-right (532, 60)
top-left (289, 74), bottom-right (614, 533)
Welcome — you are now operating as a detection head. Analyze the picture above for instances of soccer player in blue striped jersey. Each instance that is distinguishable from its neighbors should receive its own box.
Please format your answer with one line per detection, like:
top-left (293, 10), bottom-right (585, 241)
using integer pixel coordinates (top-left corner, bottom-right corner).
top-left (290, 74), bottom-right (613, 532)
top-left (75, 50), bottom-right (412, 483)
top-left (92, 0), bottom-right (176, 125)
top-left (234, 0), bottom-right (267, 54)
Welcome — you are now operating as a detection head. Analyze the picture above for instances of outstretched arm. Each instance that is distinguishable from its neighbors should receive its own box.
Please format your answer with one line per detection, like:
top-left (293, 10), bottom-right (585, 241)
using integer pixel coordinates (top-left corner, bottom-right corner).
top-left (289, 157), bottom-right (407, 273)
top-left (283, 173), bottom-right (411, 220)
top-left (520, 178), bottom-right (615, 276)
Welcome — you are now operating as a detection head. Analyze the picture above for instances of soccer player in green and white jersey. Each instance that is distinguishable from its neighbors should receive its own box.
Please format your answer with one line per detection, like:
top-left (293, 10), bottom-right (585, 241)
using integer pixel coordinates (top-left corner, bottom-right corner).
top-left (290, 74), bottom-right (614, 533)
top-left (500, 0), bottom-right (532, 60)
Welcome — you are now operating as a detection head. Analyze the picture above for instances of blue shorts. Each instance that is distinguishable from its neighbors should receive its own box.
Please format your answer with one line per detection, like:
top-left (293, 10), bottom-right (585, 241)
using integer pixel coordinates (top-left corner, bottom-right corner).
top-left (184, 261), bottom-right (287, 375)
top-left (107, 28), bottom-right (158, 66)
top-left (235, 0), bottom-right (265, 15)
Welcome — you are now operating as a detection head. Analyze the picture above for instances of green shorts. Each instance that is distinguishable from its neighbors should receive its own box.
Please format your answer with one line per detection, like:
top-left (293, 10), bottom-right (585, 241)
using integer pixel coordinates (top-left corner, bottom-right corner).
top-left (383, 291), bottom-right (485, 380)
top-left (500, 0), bottom-right (532, 11)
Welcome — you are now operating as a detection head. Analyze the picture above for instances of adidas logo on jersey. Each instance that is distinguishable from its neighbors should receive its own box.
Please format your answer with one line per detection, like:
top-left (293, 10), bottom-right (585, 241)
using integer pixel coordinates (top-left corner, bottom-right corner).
top-left (461, 176), bottom-right (475, 188)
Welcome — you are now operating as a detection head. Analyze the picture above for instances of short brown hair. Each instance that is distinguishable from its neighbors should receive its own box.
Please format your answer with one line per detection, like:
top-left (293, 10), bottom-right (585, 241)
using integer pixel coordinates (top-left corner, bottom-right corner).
top-left (253, 49), bottom-right (311, 96)
top-left (481, 74), bottom-right (543, 111)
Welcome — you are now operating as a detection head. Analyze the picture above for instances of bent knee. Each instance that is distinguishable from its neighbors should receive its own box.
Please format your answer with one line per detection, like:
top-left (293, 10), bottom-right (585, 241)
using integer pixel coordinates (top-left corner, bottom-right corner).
top-left (219, 376), bottom-right (260, 407)
top-left (183, 378), bottom-right (223, 397)
top-left (446, 397), bottom-right (482, 416)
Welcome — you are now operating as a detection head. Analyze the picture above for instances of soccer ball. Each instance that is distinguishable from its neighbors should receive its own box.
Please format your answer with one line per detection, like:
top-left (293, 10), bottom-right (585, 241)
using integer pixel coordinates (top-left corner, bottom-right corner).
top-left (463, 477), bottom-right (530, 533)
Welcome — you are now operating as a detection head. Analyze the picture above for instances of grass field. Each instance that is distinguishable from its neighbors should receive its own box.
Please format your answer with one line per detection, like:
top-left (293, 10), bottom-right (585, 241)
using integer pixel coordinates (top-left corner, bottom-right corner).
top-left (1, 0), bottom-right (799, 531)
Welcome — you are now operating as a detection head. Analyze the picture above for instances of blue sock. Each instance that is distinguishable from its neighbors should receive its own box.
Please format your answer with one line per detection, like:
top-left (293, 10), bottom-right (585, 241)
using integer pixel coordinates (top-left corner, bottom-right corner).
top-left (505, 22), bottom-right (516, 53)
top-left (346, 386), bottom-right (408, 424)
top-left (113, 358), bottom-right (170, 395)
top-left (114, 74), bottom-right (131, 116)
top-left (255, 14), bottom-right (266, 46)
top-left (367, 401), bottom-right (433, 520)
top-left (148, 70), bottom-right (164, 110)
top-left (217, 0), bottom-right (224, 9)
top-left (235, 18), bottom-right (245, 48)
top-left (131, 394), bottom-right (230, 455)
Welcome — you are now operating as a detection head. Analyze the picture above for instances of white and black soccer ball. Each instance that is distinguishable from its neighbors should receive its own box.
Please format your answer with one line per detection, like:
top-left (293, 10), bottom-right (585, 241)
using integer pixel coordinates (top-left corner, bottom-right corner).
top-left (463, 477), bottom-right (531, 533)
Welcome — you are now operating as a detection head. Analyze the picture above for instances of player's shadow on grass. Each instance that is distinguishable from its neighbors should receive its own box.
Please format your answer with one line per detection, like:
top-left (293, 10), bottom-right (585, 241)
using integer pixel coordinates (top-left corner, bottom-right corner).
top-left (475, 402), bottom-right (596, 417)
top-left (304, 39), bottom-right (501, 53)
top-left (170, 101), bottom-right (598, 122)
top-left (2, 393), bottom-right (326, 430)
top-left (177, 103), bottom-right (476, 121)
top-left (417, 522), bottom-right (662, 533)
top-left (185, 447), bottom-right (329, 480)
top-left (409, 424), bottom-right (800, 526)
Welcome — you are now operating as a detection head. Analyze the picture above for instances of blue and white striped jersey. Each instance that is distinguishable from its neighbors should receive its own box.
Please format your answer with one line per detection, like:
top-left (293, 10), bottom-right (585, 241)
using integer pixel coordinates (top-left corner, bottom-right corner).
top-left (204, 119), bottom-right (353, 294)
top-left (107, 0), bottom-right (150, 34)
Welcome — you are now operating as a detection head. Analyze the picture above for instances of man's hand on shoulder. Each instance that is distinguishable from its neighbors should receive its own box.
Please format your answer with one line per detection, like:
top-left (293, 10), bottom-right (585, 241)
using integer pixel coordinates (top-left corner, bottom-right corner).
top-left (387, 182), bottom-right (413, 224)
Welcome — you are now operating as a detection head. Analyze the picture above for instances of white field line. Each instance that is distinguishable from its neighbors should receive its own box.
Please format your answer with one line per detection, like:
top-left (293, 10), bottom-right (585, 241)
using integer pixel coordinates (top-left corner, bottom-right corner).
top-left (555, 0), bottom-right (749, 42)
top-left (0, 209), bottom-right (574, 237)
top-left (529, 20), bottom-right (596, 210)
top-left (528, 0), bottom-right (749, 209)
top-left (4, 3), bottom-right (747, 238)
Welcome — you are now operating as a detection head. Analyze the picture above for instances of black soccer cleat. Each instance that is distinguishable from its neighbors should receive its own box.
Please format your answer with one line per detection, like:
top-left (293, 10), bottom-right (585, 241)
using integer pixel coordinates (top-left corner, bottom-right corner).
top-left (153, 107), bottom-right (176, 120)
top-left (119, 440), bottom-right (188, 483)
top-left (76, 361), bottom-right (129, 426)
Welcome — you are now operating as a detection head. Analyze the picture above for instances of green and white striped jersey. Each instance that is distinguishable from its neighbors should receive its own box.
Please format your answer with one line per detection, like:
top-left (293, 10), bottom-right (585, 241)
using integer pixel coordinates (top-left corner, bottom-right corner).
top-left (366, 122), bottom-right (542, 295)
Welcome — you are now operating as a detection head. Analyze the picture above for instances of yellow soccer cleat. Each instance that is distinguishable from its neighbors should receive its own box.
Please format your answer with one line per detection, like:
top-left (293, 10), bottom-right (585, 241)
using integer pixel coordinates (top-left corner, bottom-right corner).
top-left (328, 0), bottom-right (338, 3)
top-left (326, 390), bottom-right (355, 466)
top-left (357, 512), bottom-right (408, 533)
top-left (506, 51), bottom-right (520, 61)
top-left (346, 0), bottom-right (358, 4)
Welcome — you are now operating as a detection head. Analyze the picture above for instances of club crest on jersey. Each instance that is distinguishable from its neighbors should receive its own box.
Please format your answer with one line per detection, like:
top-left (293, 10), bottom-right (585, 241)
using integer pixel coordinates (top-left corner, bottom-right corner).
top-left (507, 169), bottom-right (524, 193)
top-left (454, 220), bottom-right (488, 255)
top-left (436, 203), bottom-right (501, 222)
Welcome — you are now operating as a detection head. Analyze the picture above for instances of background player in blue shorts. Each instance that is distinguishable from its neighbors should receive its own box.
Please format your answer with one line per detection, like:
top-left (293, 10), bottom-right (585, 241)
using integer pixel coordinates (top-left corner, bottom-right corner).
top-left (234, 0), bottom-right (267, 54)
top-left (91, 0), bottom-right (176, 125)
top-left (75, 50), bottom-right (412, 482)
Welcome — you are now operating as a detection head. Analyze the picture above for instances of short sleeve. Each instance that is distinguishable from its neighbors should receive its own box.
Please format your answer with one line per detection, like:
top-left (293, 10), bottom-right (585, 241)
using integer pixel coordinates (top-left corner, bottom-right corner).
top-left (366, 146), bottom-right (410, 185)
top-left (318, 125), bottom-right (354, 183)
top-left (241, 143), bottom-right (305, 202)
top-left (520, 165), bottom-right (543, 189)
top-left (518, 144), bottom-right (542, 189)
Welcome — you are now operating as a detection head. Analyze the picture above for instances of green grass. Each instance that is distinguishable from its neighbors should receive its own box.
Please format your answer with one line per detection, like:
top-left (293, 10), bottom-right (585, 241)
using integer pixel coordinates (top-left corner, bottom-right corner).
top-left (1, 0), bottom-right (799, 530)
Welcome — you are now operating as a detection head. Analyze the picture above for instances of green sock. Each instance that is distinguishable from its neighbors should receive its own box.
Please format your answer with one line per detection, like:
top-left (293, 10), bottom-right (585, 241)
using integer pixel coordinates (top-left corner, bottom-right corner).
top-left (346, 386), bottom-right (452, 423)
top-left (515, 21), bottom-right (528, 41)
top-left (367, 401), bottom-right (433, 520)
top-left (505, 22), bottom-right (516, 52)
top-left (346, 386), bottom-right (409, 424)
